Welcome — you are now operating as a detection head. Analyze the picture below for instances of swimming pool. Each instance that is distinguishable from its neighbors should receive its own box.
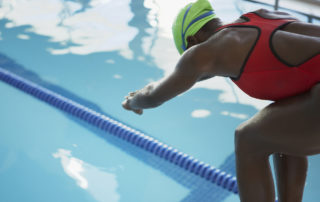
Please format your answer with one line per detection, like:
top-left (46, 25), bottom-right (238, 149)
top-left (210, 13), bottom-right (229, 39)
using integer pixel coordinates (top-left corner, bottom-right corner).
top-left (0, 0), bottom-right (320, 201)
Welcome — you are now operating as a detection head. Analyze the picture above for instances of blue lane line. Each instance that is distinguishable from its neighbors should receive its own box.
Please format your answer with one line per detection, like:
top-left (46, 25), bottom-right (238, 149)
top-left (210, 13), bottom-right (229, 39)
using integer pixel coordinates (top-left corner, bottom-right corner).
top-left (0, 67), bottom-right (238, 194)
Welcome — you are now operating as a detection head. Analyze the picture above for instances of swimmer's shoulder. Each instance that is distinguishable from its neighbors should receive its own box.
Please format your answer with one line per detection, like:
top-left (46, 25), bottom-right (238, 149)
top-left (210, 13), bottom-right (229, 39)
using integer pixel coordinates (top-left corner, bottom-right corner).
top-left (224, 9), bottom-right (299, 26)
top-left (250, 8), bottom-right (299, 21)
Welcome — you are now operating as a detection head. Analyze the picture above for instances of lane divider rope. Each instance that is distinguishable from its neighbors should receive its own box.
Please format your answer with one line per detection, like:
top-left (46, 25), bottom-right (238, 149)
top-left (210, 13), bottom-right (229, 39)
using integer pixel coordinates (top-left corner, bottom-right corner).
top-left (0, 67), bottom-right (238, 194)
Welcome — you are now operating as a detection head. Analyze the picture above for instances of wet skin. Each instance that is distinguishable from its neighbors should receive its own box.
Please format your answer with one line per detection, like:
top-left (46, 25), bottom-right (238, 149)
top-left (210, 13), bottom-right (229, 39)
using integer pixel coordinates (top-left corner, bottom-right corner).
top-left (122, 8), bottom-right (320, 202)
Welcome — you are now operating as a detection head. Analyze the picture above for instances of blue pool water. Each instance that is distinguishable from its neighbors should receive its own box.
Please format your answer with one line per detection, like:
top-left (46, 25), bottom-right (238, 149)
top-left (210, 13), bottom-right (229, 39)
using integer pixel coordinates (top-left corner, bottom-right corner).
top-left (0, 0), bottom-right (320, 201)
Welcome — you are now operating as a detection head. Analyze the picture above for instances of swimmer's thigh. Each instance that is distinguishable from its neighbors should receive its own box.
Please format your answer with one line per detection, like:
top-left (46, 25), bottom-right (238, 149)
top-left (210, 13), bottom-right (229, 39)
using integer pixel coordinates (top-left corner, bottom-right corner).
top-left (236, 84), bottom-right (320, 156)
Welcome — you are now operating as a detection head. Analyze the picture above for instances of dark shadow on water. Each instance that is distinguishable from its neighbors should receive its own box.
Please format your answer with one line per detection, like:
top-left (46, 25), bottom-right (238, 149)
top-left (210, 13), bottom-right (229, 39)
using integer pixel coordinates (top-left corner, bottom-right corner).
top-left (129, 0), bottom-right (151, 60)
top-left (65, 0), bottom-right (91, 14)
top-left (128, 0), bottom-right (160, 64)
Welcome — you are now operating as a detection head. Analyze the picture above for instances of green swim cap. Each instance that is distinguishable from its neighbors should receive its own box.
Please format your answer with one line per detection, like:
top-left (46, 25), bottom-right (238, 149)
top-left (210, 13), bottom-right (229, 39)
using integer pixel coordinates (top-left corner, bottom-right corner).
top-left (172, 0), bottom-right (217, 54)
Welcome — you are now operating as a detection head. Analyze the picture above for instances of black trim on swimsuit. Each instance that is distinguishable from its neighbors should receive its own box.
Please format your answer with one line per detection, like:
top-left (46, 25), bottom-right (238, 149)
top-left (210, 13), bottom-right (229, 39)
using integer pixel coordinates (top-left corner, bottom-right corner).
top-left (228, 25), bottom-right (261, 81)
top-left (240, 15), bottom-right (250, 22)
top-left (269, 21), bottom-right (298, 67)
top-left (269, 22), bottom-right (320, 67)
top-left (213, 15), bottom-right (261, 81)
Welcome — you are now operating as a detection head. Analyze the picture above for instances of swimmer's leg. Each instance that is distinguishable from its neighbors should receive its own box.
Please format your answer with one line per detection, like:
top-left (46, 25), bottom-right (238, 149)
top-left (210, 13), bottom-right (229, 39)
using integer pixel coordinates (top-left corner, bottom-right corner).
top-left (235, 136), bottom-right (275, 202)
top-left (235, 83), bottom-right (320, 202)
top-left (273, 153), bottom-right (308, 202)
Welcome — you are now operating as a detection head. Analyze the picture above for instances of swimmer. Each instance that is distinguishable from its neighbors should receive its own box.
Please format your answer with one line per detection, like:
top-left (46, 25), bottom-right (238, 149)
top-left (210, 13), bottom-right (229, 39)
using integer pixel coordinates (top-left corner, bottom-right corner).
top-left (122, 0), bottom-right (320, 201)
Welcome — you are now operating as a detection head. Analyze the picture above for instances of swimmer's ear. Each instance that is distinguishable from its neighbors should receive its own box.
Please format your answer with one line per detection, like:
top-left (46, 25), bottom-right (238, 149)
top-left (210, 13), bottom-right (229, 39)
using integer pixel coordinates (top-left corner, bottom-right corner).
top-left (186, 36), bottom-right (199, 49)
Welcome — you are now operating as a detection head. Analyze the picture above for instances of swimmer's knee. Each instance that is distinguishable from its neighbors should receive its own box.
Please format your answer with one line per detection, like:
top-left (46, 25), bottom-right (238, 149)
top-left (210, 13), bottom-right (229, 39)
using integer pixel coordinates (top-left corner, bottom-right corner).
top-left (311, 83), bottom-right (320, 102)
top-left (234, 123), bottom-right (255, 155)
top-left (235, 122), bottom-right (270, 157)
top-left (309, 83), bottom-right (320, 114)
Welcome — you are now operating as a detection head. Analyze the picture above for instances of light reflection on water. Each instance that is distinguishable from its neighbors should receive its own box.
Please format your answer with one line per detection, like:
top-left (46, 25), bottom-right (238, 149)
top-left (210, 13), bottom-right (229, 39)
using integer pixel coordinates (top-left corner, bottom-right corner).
top-left (0, 0), bottom-right (138, 58)
top-left (53, 148), bottom-right (120, 202)
top-left (0, 0), bottom-right (271, 110)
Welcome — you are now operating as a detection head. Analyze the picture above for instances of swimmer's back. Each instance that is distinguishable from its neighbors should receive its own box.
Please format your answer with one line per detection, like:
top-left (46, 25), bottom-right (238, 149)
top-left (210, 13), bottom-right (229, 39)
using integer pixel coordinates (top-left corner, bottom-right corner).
top-left (205, 9), bottom-right (320, 100)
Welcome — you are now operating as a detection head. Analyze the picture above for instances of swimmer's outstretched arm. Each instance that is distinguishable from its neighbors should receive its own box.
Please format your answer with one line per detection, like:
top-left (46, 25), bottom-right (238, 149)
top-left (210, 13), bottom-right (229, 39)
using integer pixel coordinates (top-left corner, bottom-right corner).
top-left (122, 46), bottom-right (214, 115)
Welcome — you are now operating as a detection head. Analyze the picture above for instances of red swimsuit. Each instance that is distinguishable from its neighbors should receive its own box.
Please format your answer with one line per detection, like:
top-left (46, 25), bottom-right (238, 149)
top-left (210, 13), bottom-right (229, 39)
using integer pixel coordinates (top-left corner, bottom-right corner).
top-left (216, 12), bottom-right (320, 101)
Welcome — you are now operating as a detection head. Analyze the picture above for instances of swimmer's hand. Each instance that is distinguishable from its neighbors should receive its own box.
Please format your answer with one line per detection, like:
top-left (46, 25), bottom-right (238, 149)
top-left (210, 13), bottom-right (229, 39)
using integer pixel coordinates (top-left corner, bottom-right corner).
top-left (122, 83), bottom-right (157, 115)
top-left (122, 91), bottom-right (144, 115)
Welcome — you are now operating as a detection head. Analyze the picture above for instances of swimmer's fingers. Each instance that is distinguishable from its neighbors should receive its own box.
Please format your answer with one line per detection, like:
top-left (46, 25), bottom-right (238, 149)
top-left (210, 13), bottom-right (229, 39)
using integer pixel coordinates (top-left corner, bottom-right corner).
top-left (128, 91), bottom-right (139, 97)
top-left (122, 99), bottom-right (131, 110)
top-left (122, 98), bottom-right (143, 115)
top-left (125, 91), bottom-right (139, 99)
top-left (133, 109), bottom-right (143, 115)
